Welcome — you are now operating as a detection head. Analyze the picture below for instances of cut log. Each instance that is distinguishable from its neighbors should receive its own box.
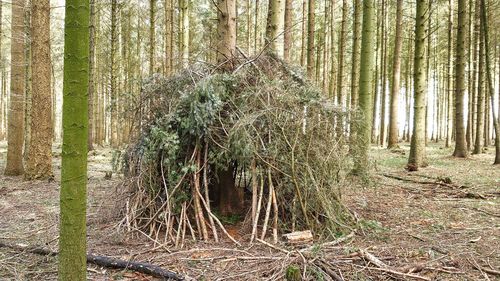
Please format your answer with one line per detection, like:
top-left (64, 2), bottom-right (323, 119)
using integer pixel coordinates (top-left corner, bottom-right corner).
top-left (0, 241), bottom-right (185, 280)
top-left (283, 230), bottom-right (313, 243)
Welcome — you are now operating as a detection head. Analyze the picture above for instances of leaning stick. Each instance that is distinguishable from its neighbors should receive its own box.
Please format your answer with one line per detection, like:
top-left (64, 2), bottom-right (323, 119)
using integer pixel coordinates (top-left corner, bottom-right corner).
top-left (260, 169), bottom-right (274, 240)
top-left (250, 172), bottom-right (265, 243)
top-left (203, 143), bottom-right (219, 242)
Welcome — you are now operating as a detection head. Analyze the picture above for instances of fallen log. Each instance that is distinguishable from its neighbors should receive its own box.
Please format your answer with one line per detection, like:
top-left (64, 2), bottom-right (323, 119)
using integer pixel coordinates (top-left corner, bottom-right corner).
top-left (0, 241), bottom-right (185, 280)
top-left (381, 173), bottom-right (464, 189)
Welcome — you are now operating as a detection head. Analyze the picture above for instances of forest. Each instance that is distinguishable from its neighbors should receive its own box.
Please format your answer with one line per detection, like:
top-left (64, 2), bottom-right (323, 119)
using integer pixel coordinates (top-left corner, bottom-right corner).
top-left (0, 0), bottom-right (499, 280)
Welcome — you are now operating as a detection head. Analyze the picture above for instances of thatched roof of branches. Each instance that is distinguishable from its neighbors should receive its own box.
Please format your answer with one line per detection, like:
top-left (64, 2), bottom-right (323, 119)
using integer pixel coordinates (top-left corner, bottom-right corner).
top-left (120, 54), bottom-right (361, 245)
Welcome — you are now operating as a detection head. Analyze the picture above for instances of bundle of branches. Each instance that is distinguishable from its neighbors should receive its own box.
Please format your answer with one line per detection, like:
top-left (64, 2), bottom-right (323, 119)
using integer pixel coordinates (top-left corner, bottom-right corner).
top-left (120, 55), bottom-right (361, 245)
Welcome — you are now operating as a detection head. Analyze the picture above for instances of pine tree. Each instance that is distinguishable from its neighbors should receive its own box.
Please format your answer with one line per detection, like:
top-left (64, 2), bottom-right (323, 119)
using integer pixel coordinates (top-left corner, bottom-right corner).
top-left (479, 0), bottom-right (500, 164)
top-left (88, 0), bottom-right (96, 151)
top-left (350, 0), bottom-right (362, 109)
top-left (265, 0), bottom-right (282, 54)
top-left (387, 0), bottom-right (403, 149)
top-left (216, 0), bottom-right (236, 68)
top-left (149, 0), bottom-right (156, 75)
top-left (353, 0), bottom-right (375, 176)
top-left (283, 0), bottom-right (292, 62)
top-left (25, 0), bottom-right (52, 180)
top-left (58, 0), bottom-right (90, 279)
top-left (445, 0), bottom-right (454, 148)
top-left (408, 0), bottom-right (428, 170)
top-left (452, 0), bottom-right (468, 158)
top-left (4, 0), bottom-right (26, 176)
top-left (306, 0), bottom-right (315, 79)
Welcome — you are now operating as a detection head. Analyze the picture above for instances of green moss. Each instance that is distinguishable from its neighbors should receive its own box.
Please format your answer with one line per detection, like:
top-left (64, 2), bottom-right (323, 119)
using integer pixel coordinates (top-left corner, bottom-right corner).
top-left (285, 265), bottom-right (301, 281)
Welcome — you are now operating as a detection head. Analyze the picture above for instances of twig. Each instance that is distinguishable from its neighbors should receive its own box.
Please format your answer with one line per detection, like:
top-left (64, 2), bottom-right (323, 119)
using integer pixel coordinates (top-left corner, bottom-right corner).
top-left (366, 266), bottom-right (431, 281)
top-left (255, 238), bottom-right (290, 254)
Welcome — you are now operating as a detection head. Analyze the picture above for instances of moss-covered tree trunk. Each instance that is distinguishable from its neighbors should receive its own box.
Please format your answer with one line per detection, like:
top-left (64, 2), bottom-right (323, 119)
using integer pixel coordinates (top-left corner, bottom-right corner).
top-left (25, 0), bottom-right (52, 180)
top-left (452, 0), bottom-right (468, 158)
top-left (479, 0), bottom-right (500, 164)
top-left (58, 0), bottom-right (90, 279)
top-left (387, 0), bottom-right (403, 149)
top-left (408, 0), bottom-right (428, 170)
top-left (5, 0), bottom-right (26, 176)
top-left (353, 0), bottom-right (375, 176)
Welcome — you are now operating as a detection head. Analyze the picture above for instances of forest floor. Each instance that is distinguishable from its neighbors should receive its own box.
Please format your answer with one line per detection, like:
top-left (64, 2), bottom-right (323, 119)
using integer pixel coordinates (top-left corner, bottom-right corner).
top-left (0, 141), bottom-right (499, 280)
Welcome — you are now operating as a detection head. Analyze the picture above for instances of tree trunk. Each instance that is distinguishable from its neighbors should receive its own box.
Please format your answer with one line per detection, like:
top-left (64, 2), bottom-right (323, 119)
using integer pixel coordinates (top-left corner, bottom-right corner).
top-left (283, 0), bottom-right (292, 62)
top-left (265, 0), bottom-right (282, 55)
top-left (350, 0), bottom-right (362, 109)
top-left (353, 0), bottom-right (375, 177)
top-left (25, 0), bottom-right (52, 180)
top-left (0, 1), bottom-right (3, 140)
top-left (387, 0), bottom-right (403, 149)
top-left (473, 6), bottom-right (484, 155)
top-left (180, 0), bottom-right (190, 68)
top-left (336, 0), bottom-right (347, 136)
top-left (452, 0), bottom-right (468, 158)
top-left (149, 0), bottom-right (156, 75)
top-left (88, 0), bottom-right (96, 151)
top-left (479, 0), bottom-right (500, 164)
top-left (254, 0), bottom-right (260, 52)
top-left (5, 0), bottom-right (26, 176)
top-left (300, 0), bottom-right (306, 66)
top-left (306, 0), bottom-right (315, 79)
top-left (58, 0), bottom-right (90, 279)
top-left (216, 0), bottom-right (236, 69)
top-left (110, 0), bottom-right (118, 147)
top-left (379, 0), bottom-right (389, 147)
top-left (164, 0), bottom-right (173, 75)
top-left (408, 0), bottom-right (428, 170)
top-left (446, 0), bottom-right (454, 148)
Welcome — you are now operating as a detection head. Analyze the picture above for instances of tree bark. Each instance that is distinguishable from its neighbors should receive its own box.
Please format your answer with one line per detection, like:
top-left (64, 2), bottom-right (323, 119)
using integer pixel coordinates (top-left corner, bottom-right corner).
top-left (353, 0), bottom-right (375, 177)
top-left (452, 0), bottom-right (468, 158)
top-left (5, 0), bottom-right (26, 176)
top-left (408, 0), bottom-right (429, 170)
top-left (446, 0), bottom-right (454, 148)
top-left (479, 0), bottom-right (500, 164)
top-left (25, 0), bottom-right (52, 180)
top-left (59, 0), bottom-right (90, 279)
top-left (149, 0), bottom-right (156, 75)
top-left (216, 0), bottom-right (236, 69)
top-left (387, 0), bottom-right (403, 149)
top-left (473, 6), bottom-right (484, 155)
top-left (283, 0), bottom-right (292, 62)
top-left (336, 0), bottom-right (347, 137)
top-left (265, 0), bottom-right (282, 54)
top-left (350, 0), bottom-right (362, 109)
top-left (306, 0), bottom-right (315, 79)
top-left (110, 0), bottom-right (119, 147)
top-left (87, 0), bottom-right (96, 151)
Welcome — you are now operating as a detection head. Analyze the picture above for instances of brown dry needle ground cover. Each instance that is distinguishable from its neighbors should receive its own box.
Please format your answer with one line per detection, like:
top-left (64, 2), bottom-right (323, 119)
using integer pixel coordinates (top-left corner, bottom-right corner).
top-left (0, 141), bottom-right (498, 280)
